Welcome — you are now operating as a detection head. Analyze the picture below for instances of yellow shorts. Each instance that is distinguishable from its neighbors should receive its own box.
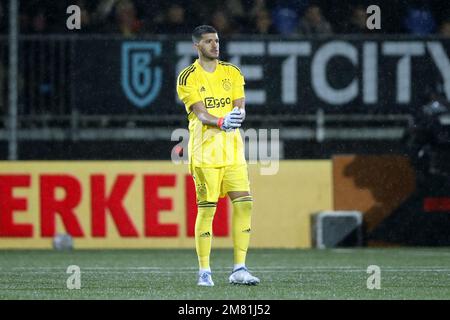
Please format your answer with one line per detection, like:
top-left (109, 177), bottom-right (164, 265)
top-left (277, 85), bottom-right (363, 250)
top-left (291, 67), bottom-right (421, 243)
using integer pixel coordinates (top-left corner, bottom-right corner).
top-left (191, 164), bottom-right (250, 203)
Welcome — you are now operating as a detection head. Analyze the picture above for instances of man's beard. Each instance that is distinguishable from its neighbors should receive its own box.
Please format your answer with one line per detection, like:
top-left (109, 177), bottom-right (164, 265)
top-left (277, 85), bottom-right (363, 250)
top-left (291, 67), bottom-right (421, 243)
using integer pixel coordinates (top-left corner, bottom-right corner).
top-left (200, 47), bottom-right (219, 60)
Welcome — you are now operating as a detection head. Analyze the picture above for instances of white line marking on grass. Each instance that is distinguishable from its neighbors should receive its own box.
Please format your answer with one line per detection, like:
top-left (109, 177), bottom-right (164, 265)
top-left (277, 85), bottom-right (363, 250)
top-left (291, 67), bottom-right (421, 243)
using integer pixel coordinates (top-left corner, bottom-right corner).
top-left (2, 266), bottom-right (450, 274)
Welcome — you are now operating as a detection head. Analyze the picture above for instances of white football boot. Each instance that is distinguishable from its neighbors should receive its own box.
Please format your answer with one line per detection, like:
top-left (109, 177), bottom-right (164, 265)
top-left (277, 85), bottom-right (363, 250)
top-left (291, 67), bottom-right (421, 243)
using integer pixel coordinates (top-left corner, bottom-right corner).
top-left (197, 271), bottom-right (214, 287)
top-left (229, 267), bottom-right (260, 285)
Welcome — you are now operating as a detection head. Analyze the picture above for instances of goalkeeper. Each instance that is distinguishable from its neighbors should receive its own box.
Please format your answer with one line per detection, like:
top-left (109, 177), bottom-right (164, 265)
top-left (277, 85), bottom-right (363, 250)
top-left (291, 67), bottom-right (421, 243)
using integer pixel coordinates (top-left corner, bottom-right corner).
top-left (176, 25), bottom-right (259, 286)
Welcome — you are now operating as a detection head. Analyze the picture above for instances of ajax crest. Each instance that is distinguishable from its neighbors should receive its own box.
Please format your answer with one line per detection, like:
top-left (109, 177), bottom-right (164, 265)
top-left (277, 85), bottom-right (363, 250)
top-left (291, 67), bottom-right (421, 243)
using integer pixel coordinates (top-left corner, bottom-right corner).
top-left (222, 79), bottom-right (231, 91)
top-left (121, 42), bottom-right (162, 108)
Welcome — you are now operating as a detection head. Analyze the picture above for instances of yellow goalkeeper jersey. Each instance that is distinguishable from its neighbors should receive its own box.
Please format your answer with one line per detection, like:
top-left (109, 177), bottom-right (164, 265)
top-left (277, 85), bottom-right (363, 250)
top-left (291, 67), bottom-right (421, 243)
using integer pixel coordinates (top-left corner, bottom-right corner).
top-left (176, 59), bottom-right (247, 168)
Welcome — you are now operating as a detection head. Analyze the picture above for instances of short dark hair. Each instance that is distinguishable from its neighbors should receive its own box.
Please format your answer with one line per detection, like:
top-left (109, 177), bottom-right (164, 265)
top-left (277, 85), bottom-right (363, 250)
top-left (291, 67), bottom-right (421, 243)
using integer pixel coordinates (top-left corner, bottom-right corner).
top-left (192, 25), bottom-right (218, 43)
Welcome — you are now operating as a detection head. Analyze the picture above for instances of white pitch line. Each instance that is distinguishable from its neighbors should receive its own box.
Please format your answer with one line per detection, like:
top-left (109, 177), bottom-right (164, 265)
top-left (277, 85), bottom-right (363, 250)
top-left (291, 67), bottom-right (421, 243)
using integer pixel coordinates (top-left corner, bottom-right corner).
top-left (2, 266), bottom-right (450, 269)
top-left (4, 265), bottom-right (450, 270)
top-left (1, 267), bottom-right (450, 273)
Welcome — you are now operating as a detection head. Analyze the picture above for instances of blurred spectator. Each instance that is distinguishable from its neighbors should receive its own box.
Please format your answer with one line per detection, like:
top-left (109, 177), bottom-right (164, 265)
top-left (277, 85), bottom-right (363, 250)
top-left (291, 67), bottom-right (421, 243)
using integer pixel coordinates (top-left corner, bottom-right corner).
top-left (108, 0), bottom-right (144, 36)
top-left (4, 0), bottom-right (450, 36)
top-left (92, 0), bottom-right (119, 22)
top-left (225, 0), bottom-right (253, 33)
top-left (75, 0), bottom-right (95, 33)
top-left (403, 2), bottom-right (436, 35)
top-left (273, 0), bottom-right (311, 15)
top-left (225, 0), bottom-right (246, 22)
top-left (156, 4), bottom-right (189, 34)
top-left (439, 20), bottom-right (450, 37)
top-left (31, 11), bottom-right (48, 34)
top-left (249, 0), bottom-right (270, 18)
top-left (272, 6), bottom-right (299, 35)
top-left (343, 5), bottom-right (370, 34)
top-left (210, 10), bottom-right (236, 37)
top-left (298, 4), bottom-right (332, 35)
top-left (251, 9), bottom-right (276, 35)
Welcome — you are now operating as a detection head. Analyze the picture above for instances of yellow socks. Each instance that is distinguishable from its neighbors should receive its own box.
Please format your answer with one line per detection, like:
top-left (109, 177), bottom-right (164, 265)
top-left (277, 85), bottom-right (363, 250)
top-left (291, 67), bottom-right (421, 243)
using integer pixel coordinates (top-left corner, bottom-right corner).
top-left (195, 196), bottom-right (253, 270)
top-left (231, 196), bottom-right (253, 265)
top-left (195, 201), bottom-right (217, 270)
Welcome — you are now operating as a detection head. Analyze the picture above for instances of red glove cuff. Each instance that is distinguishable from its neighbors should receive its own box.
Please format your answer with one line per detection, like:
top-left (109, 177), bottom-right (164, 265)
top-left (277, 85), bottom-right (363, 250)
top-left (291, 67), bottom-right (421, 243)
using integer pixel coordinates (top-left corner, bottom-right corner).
top-left (217, 117), bottom-right (224, 129)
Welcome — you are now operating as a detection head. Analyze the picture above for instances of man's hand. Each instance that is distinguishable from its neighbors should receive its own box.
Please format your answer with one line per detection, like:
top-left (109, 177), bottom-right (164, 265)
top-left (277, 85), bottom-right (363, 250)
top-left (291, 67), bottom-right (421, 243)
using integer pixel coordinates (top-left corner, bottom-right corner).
top-left (218, 107), bottom-right (244, 131)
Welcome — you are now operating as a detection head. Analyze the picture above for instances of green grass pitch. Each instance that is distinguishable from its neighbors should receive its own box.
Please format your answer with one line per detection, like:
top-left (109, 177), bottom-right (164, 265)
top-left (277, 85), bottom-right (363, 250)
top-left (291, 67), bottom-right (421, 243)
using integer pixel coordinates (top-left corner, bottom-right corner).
top-left (0, 248), bottom-right (449, 299)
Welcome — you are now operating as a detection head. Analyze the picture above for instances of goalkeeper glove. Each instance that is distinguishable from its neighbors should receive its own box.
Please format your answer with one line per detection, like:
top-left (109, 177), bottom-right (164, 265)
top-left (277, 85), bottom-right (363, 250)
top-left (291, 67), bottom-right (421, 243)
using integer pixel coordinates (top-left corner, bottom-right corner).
top-left (237, 107), bottom-right (245, 121)
top-left (217, 107), bottom-right (244, 131)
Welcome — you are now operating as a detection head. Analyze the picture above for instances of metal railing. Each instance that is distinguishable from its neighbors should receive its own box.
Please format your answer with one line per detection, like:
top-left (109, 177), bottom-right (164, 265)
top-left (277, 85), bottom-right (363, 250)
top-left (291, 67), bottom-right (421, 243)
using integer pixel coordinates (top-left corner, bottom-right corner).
top-left (0, 35), bottom-right (74, 117)
top-left (0, 112), bottom-right (413, 142)
top-left (0, 39), bottom-right (8, 118)
top-left (0, 35), bottom-right (415, 143)
top-left (20, 36), bottom-right (74, 116)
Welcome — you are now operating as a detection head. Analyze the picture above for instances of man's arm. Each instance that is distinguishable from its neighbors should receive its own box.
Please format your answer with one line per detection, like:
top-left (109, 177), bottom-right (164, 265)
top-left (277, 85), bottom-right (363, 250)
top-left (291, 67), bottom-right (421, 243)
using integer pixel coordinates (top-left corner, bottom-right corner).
top-left (190, 102), bottom-right (221, 127)
top-left (233, 98), bottom-right (246, 120)
top-left (190, 102), bottom-right (243, 130)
